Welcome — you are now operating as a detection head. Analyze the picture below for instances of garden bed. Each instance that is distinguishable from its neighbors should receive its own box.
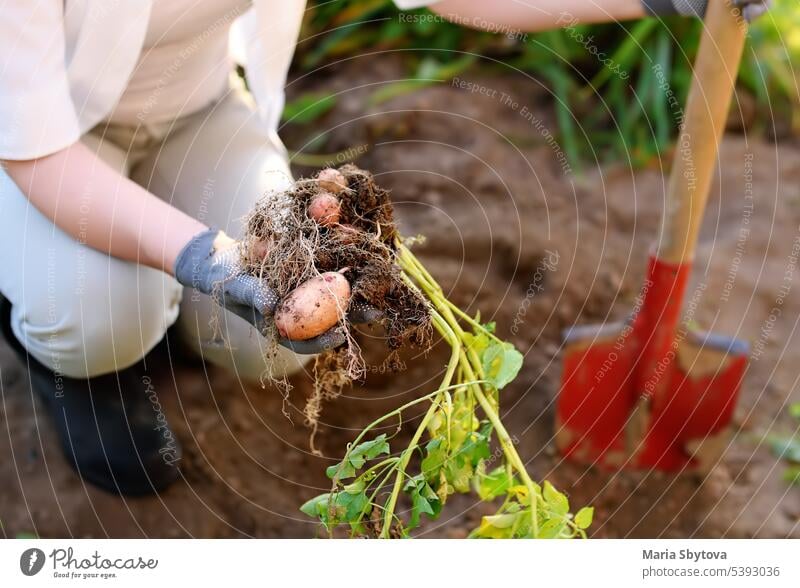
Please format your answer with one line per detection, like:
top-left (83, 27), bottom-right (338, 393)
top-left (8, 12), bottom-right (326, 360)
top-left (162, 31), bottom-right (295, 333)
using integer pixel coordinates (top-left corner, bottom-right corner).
top-left (1, 55), bottom-right (798, 538)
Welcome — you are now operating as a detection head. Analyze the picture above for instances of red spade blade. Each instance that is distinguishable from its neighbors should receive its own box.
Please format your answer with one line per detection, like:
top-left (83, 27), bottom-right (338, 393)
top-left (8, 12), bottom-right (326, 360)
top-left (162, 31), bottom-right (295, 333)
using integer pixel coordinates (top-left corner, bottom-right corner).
top-left (556, 322), bottom-right (748, 471)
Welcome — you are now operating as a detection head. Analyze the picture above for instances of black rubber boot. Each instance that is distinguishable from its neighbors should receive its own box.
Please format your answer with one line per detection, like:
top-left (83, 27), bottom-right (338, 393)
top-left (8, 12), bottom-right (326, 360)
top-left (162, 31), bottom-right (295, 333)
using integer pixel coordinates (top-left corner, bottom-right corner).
top-left (0, 297), bottom-right (181, 496)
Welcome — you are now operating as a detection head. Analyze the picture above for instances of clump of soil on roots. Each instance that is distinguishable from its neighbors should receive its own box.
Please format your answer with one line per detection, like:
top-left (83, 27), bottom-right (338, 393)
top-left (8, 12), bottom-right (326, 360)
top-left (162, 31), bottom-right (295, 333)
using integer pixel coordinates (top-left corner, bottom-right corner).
top-left (241, 165), bottom-right (431, 449)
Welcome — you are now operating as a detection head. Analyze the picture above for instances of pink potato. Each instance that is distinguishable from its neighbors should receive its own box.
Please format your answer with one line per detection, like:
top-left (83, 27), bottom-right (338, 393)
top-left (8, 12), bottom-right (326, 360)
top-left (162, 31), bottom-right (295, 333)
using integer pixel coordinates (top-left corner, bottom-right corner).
top-left (274, 271), bottom-right (351, 340)
top-left (317, 168), bottom-right (348, 194)
top-left (308, 192), bottom-right (341, 226)
top-left (246, 237), bottom-right (270, 261)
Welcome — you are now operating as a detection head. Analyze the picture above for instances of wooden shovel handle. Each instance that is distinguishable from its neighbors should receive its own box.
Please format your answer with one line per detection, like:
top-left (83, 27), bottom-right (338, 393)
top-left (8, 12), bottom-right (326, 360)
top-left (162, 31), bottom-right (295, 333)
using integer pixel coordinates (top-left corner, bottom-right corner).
top-left (655, 0), bottom-right (748, 264)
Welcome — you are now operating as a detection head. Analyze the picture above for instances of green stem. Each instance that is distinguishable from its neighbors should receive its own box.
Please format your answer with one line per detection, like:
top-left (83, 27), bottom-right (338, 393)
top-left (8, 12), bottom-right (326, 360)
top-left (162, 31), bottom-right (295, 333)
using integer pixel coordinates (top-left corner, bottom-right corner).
top-left (351, 459), bottom-right (405, 536)
top-left (401, 241), bottom-right (540, 536)
top-left (378, 396), bottom-right (440, 538)
top-left (361, 457), bottom-right (401, 483)
top-left (454, 346), bottom-right (538, 535)
top-left (398, 245), bottom-right (502, 345)
top-left (444, 300), bottom-right (504, 343)
top-left (397, 240), bottom-right (542, 537)
top-left (330, 381), bottom-right (477, 491)
top-left (379, 310), bottom-right (461, 538)
top-left (471, 381), bottom-right (539, 537)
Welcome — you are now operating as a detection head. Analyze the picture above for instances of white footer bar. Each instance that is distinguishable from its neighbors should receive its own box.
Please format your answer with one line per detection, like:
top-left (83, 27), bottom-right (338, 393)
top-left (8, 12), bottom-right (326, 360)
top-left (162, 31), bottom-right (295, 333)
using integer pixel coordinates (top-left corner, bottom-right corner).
top-left (2, 539), bottom-right (798, 586)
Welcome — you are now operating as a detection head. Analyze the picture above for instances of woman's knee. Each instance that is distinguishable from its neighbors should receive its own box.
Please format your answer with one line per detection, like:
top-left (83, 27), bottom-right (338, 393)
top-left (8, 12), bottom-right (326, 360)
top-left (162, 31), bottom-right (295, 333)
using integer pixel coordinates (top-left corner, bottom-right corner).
top-left (230, 339), bottom-right (312, 382)
top-left (12, 266), bottom-right (182, 378)
top-left (177, 301), bottom-right (311, 382)
top-left (133, 91), bottom-right (293, 240)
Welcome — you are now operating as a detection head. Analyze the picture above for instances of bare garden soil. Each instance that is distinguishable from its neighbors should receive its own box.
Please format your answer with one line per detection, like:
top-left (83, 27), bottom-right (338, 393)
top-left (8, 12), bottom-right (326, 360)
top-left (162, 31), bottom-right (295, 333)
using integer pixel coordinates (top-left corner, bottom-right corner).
top-left (1, 55), bottom-right (798, 538)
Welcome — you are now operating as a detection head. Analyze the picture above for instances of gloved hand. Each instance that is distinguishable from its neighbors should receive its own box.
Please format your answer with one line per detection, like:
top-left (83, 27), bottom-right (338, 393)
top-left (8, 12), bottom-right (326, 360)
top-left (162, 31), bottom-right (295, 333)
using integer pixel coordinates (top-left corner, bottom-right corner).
top-left (643, 0), bottom-right (770, 21)
top-left (735, 0), bottom-right (770, 21)
top-left (174, 228), bottom-right (380, 354)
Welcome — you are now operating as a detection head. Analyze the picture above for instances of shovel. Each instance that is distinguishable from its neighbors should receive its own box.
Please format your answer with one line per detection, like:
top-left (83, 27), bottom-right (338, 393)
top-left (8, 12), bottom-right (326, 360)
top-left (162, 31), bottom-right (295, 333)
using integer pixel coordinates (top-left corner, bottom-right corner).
top-left (556, 0), bottom-right (750, 471)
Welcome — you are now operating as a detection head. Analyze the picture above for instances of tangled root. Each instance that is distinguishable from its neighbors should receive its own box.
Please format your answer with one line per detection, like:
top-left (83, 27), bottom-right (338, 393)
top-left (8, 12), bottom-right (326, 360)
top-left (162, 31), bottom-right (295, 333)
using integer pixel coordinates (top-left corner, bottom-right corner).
top-left (241, 165), bottom-right (432, 446)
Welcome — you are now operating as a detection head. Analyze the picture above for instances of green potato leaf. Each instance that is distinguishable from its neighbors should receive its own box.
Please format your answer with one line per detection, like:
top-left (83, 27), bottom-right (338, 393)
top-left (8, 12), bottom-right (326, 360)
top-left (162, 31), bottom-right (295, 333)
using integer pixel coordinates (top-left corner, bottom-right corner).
top-left (543, 481), bottom-right (570, 516)
top-left (403, 475), bottom-right (441, 530)
top-left (326, 461), bottom-right (356, 480)
top-left (458, 422), bottom-right (492, 466)
top-left (481, 342), bottom-right (524, 390)
top-left (574, 506), bottom-right (595, 530)
top-left (469, 512), bottom-right (522, 539)
top-left (445, 455), bottom-right (474, 493)
top-left (326, 434), bottom-right (391, 480)
top-left (538, 518), bottom-right (567, 539)
top-left (300, 493), bottom-right (330, 519)
top-left (475, 466), bottom-right (518, 501)
top-left (464, 329), bottom-right (524, 390)
top-left (300, 493), bottom-right (338, 530)
top-left (421, 438), bottom-right (447, 482)
top-left (300, 489), bottom-right (371, 531)
top-left (337, 490), bottom-right (370, 522)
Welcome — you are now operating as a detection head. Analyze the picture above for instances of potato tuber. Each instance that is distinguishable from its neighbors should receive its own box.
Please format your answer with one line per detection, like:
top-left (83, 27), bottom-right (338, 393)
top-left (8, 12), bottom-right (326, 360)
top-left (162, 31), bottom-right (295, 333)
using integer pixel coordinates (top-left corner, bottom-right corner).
top-left (308, 192), bottom-right (341, 226)
top-left (317, 168), bottom-right (347, 194)
top-left (274, 271), bottom-right (351, 340)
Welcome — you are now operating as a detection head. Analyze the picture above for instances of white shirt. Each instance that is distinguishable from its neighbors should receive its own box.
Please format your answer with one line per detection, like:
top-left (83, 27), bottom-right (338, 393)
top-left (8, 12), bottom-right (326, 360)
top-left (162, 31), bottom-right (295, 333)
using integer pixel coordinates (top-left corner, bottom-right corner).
top-left (0, 0), bottom-right (435, 160)
top-left (108, 0), bottom-right (252, 125)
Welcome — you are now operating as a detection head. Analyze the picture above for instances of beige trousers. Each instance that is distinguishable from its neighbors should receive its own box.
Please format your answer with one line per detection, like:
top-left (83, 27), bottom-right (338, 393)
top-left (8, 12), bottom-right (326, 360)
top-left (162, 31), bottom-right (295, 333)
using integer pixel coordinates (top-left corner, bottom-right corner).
top-left (0, 89), bottom-right (309, 380)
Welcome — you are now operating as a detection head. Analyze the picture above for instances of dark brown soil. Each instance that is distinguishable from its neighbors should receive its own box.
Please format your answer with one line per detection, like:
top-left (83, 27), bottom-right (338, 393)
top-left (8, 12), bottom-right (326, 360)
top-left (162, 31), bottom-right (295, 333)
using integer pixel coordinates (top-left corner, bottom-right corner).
top-left (1, 54), bottom-right (799, 538)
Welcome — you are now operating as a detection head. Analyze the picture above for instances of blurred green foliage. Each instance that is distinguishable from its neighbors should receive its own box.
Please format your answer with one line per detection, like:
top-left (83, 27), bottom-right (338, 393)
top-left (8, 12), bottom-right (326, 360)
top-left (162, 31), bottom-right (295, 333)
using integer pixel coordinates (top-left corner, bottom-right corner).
top-left (291, 0), bottom-right (799, 167)
top-left (769, 403), bottom-right (800, 486)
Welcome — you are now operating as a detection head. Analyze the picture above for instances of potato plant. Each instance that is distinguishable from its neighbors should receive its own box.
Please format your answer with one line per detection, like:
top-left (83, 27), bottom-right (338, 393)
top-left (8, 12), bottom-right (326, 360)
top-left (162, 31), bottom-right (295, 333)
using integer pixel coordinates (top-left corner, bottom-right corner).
top-left (301, 242), bottom-right (593, 538)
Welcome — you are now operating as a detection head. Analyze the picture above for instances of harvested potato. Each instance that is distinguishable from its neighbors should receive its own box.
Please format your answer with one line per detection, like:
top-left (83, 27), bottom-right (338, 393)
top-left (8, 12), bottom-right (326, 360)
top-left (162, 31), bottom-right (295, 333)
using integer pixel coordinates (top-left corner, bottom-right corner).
top-left (317, 168), bottom-right (347, 194)
top-left (274, 271), bottom-right (351, 340)
top-left (308, 192), bottom-right (341, 226)
top-left (245, 237), bottom-right (270, 261)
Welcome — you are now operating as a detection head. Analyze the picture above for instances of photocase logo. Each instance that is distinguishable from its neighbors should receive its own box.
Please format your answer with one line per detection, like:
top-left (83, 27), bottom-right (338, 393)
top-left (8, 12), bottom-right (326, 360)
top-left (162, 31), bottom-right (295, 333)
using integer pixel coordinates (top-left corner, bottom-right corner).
top-left (19, 548), bottom-right (46, 576)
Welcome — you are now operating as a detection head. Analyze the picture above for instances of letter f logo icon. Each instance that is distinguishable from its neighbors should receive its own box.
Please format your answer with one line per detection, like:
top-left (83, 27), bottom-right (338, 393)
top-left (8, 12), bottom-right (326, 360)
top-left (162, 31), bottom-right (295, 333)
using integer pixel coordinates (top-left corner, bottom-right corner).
top-left (20, 548), bottom-right (46, 576)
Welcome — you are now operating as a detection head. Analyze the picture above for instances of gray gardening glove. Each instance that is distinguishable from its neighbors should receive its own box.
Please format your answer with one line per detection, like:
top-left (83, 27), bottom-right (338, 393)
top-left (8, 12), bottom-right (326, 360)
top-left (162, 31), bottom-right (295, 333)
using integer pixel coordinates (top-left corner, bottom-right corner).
top-left (642, 0), bottom-right (770, 21)
top-left (174, 228), bottom-right (381, 354)
top-left (735, 0), bottom-right (770, 21)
